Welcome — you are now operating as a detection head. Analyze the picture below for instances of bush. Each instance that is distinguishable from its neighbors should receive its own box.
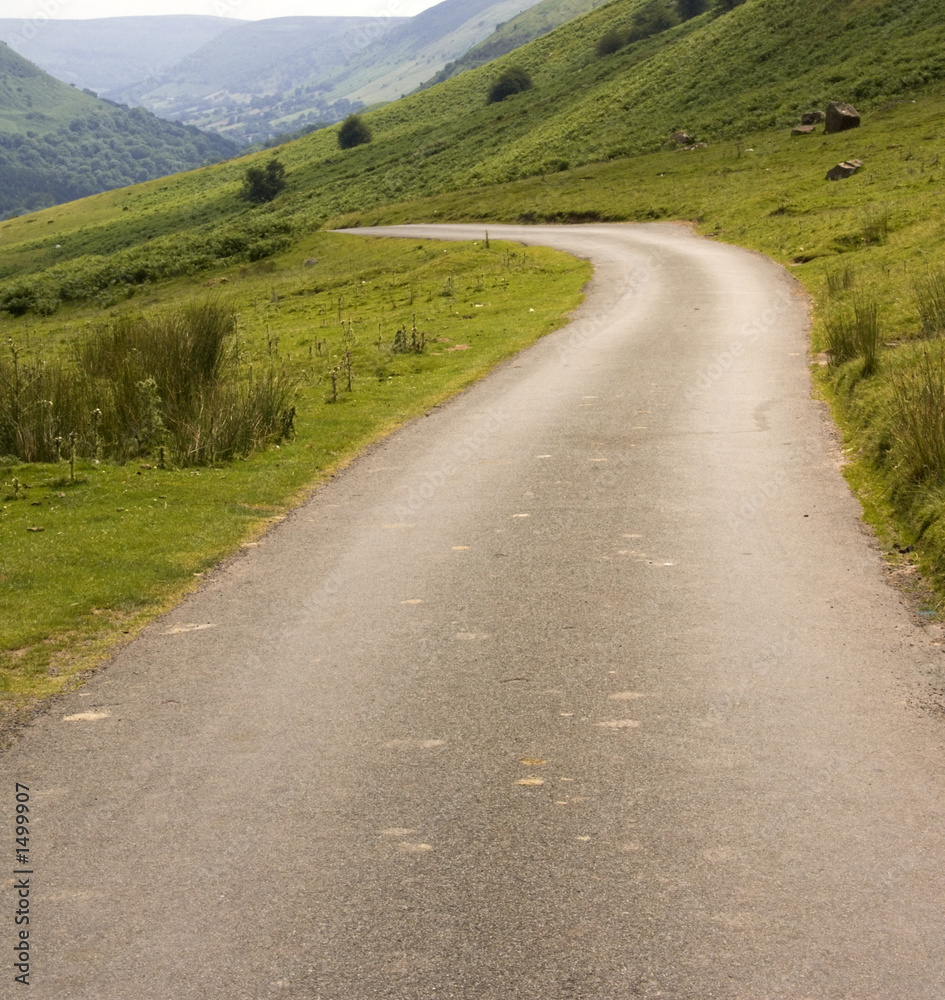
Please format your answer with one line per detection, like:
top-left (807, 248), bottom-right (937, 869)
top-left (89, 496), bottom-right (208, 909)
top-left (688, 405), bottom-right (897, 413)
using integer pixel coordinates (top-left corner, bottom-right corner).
top-left (596, 29), bottom-right (628, 56)
top-left (338, 114), bottom-right (372, 150)
top-left (487, 66), bottom-right (533, 104)
top-left (677, 0), bottom-right (707, 17)
top-left (0, 302), bottom-right (298, 466)
top-left (241, 158), bottom-right (286, 204)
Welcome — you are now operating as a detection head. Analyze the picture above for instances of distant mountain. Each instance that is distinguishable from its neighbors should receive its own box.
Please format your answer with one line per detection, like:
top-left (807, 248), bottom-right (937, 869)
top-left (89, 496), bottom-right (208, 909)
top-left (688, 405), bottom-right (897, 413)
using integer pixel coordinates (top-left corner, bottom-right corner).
top-left (0, 43), bottom-right (236, 218)
top-left (319, 0), bottom-right (543, 106)
top-left (0, 16), bottom-right (239, 95)
top-left (418, 0), bottom-right (603, 90)
top-left (103, 16), bottom-right (409, 147)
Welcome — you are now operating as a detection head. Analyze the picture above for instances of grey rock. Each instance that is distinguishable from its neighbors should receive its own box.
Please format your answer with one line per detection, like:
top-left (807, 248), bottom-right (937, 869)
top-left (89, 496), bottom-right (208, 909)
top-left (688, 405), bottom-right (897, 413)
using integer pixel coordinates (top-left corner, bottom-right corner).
top-left (792, 124), bottom-right (817, 136)
top-left (825, 102), bottom-right (861, 133)
top-left (826, 159), bottom-right (863, 180)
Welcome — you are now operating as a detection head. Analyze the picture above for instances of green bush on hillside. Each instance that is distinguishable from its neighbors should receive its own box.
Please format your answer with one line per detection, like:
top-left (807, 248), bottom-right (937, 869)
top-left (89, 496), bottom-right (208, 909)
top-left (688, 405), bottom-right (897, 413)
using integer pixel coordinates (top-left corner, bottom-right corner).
top-left (338, 114), bottom-right (372, 150)
top-left (487, 66), bottom-right (533, 104)
top-left (241, 159), bottom-right (287, 204)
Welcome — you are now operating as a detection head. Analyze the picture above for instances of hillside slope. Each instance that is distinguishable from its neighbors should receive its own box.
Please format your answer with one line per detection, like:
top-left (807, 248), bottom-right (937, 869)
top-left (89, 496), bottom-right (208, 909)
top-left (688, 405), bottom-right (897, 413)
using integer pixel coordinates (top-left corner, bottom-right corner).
top-left (1, 0), bottom-right (944, 266)
top-left (320, 0), bottom-right (541, 106)
top-left (106, 16), bottom-right (406, 146)
top-left (418, 0), bottom-right (603, 91)
top-left (0, 43), bottom-right (236, 218)
top-left (0, 16), bottom-right (238, 95)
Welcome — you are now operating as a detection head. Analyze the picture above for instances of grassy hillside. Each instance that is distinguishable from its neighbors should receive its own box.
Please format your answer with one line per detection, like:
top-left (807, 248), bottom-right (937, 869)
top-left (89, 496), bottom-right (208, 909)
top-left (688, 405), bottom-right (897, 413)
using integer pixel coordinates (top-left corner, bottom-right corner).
top-left (0, 16), bottom-right (238, 95)
top-left (4, 0), bottom-right (945, 720)
top-left (320, 0), bottom-right (540, 106)
top-left (418, 0), bottom-right (603, 90)
top-left (0, 43), bottom-right (236, 219)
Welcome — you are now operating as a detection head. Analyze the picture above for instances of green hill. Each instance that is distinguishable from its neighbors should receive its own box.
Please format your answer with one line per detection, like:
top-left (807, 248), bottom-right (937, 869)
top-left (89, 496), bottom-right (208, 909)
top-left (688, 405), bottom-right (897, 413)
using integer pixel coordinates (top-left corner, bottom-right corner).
top-left (418, 0), bottom-right (603, 91)
top-left (318, 0), bottom-right (543, 106)
top-left (0, 43), bottom-right (236, 218)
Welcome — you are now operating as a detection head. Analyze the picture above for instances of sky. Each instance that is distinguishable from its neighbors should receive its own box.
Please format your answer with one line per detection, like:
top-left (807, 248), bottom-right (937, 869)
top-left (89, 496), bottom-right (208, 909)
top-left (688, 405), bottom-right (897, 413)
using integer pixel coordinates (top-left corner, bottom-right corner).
top-left (1, 0), bottom-right (442, 20)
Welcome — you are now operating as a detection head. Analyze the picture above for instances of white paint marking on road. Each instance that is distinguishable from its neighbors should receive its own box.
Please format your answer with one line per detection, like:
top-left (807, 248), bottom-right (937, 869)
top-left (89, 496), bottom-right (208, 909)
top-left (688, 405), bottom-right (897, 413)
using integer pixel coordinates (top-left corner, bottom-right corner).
top-left (63, 712), bottom-right (110, 722)
top-left (398, 842), bottom-right (434, 853)
top-left (597, 720), bottom-right (641, 729)
top-left (517, 777), bottom-right (545, 786)
top-left (163, 623), bottom-right (216, 635)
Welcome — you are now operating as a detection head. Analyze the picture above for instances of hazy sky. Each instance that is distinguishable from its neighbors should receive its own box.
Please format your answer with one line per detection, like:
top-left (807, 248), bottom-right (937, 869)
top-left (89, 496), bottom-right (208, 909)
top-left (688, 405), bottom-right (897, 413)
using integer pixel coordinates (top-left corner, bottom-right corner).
top-left (2, 0), bottom-right (441, 20)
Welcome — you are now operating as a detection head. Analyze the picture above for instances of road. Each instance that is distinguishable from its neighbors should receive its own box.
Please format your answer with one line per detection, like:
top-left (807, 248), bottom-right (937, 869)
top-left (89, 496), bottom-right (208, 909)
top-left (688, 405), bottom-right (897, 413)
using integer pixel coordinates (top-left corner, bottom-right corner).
top-left (3, 223), bottom-right (945, 999)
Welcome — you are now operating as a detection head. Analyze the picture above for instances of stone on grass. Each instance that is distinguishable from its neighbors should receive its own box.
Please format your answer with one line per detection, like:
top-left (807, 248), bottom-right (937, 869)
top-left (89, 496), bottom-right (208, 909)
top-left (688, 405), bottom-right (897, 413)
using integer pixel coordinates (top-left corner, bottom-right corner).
top-left (826, 159), bottom-right (863, 181)
top-left (825, 102), bottom-right (861, 133)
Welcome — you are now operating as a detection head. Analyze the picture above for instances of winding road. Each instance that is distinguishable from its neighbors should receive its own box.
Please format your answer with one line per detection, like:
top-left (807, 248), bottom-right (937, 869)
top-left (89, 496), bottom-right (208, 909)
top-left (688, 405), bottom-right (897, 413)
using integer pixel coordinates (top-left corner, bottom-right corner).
top-left (3, 223), bottom-right (945, 999)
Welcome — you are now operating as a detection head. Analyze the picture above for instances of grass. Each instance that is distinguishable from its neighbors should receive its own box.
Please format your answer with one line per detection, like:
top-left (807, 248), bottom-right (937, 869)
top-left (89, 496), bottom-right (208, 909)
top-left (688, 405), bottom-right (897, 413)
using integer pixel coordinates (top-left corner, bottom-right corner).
top-left (0, 232), bottom-right (589, 720)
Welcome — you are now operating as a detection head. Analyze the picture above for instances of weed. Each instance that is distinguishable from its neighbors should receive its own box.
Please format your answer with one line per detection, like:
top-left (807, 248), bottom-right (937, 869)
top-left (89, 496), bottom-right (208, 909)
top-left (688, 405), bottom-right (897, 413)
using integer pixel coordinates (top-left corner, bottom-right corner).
top-left (890, 343), bottom-right (945, 486)
top-left (825, 263), bottom-right (855, 295)
top-left (915, 269), bottom-right (945, 338)
top-left (825, 294), bottom-right (880, 375)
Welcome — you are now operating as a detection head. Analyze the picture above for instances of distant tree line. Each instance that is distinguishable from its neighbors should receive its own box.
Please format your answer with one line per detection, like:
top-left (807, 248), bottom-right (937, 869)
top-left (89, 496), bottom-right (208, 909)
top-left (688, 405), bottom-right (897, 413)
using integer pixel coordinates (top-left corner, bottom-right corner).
top-left (0, 107), bottom-right (236, 219)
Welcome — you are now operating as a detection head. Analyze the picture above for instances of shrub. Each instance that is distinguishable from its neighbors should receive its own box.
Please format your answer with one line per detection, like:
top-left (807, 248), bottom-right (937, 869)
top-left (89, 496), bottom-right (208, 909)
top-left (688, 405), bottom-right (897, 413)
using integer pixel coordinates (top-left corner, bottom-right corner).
top-left (0, 302), bottom-right (298, 466)
top-left (487, 66), bottom-right (533, 104)
top-left (596, 29), bottom-right (628, 56)
top-left (241, 158), bottom-right (286, 204)
top-left (338, 114), bottom-right (372, 150)
top-left (677, 0), bottom-right (707, 18)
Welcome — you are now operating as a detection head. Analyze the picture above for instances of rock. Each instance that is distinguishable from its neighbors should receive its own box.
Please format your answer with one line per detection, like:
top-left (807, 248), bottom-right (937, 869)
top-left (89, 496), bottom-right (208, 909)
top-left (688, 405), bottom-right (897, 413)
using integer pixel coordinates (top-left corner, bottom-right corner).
top-left (792, 124), bottom-right (817, 136)
top-left (825, 102), bottom-right (861, 133)
top-left (801, 111), bottom-right (826, 126)
top-left (826, 159), bottom-right (863, 181)
top-left (684, 142), bottom-right (708, 150)
top-left (304, 258), bottom-right (319, 267)
top-left (671, 130), bottom-right (694, 145)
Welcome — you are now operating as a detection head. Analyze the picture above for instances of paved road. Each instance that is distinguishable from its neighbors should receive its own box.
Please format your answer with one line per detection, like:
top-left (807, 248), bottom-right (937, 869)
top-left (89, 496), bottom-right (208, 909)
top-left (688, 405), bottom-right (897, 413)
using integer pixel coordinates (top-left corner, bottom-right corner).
top-left (3, 224), bottom-right (945, 999)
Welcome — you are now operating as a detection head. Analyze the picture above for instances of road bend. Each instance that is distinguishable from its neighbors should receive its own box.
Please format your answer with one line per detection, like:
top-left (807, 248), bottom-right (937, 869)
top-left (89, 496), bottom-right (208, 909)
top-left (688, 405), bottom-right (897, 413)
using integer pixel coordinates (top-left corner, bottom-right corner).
top-left (3, 223), bottom-right (944, 999)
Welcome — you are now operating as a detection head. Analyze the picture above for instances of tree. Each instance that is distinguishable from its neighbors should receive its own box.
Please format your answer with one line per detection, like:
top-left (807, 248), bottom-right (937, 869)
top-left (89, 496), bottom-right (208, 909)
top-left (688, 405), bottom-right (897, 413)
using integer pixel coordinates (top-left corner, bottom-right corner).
top-left (487, 66), bottom-right (533, 105)
top-left (241, 158), bottom-right (286, 204)
top-left (338, 114), bottom-right (371, 150)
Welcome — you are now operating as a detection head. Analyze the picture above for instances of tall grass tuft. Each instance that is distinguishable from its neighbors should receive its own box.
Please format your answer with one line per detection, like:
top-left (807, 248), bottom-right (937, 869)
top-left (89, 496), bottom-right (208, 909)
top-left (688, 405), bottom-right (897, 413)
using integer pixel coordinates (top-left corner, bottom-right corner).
top-left (890, 344), bottom-right (945, 487)
top-left (824, 294), bottom-right (880, 374)
top-left (0, 302), bottom-right (297, 467)
top-left (915, 269), bottom-right (945, 339)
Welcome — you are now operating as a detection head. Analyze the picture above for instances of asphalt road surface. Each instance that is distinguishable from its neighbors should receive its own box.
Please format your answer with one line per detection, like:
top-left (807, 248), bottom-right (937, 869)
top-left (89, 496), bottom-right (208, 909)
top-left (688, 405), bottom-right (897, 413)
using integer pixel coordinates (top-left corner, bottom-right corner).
top-left (3, 223), bottom-right (945, 1000)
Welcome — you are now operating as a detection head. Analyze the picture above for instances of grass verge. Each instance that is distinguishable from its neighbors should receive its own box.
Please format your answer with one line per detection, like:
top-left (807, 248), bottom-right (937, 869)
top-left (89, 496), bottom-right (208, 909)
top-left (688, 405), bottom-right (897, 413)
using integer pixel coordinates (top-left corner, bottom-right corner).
top-left (0, 231), bottom-right (590, 723)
